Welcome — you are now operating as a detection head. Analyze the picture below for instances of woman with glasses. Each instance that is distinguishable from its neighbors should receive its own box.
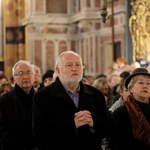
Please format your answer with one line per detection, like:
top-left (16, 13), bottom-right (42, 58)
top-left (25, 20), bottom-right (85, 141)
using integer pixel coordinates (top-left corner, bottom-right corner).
top-left (113, 68), bottom-right (150, 150)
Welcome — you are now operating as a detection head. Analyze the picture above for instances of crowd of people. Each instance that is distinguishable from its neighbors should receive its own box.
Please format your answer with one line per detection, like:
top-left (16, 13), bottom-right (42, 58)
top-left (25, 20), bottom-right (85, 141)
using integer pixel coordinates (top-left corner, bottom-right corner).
top-left (0, 51), bottom-right (149, 150)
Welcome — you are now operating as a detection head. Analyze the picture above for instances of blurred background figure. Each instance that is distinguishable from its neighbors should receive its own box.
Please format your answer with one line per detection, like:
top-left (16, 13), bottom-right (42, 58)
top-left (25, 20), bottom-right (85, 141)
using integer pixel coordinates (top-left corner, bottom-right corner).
top-left (10, 75), bottom-right (15, 87)
top-left (32, 64), bottom-right (43, 91)
top-left (92, 77), bottom-right (115, 109)
top-left (105, 62), bottom-right (119, 77)
top-left (42, 70), bottom-right (54, 87)
top-left (81, 77), bottom-right (90, 85)
top-left (109, 71), bottom-right (131, 113)
top-left (84, 75), bottom-right (95, 85)
top-left (108, 74), bottom-right (121, 89)
top-left (0, 81), bottom-right (13, 96)
top-left (108, 73), bottom-right (121, 102)
top-left (0, 75), bottom-right (8, 84)
top-left (116, 57), bottom-right (128, 69)
top-left (130, 61), bottom-right (141, 70)
top-left (146, 65), bottom-right (150, 73)
top-left (115, 57), bottom-right (130, 75)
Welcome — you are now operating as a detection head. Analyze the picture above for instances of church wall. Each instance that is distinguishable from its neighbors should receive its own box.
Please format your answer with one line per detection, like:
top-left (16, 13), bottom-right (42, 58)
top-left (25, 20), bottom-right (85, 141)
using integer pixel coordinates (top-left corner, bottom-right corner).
top-left (22, 0), bottom-right (126, 77)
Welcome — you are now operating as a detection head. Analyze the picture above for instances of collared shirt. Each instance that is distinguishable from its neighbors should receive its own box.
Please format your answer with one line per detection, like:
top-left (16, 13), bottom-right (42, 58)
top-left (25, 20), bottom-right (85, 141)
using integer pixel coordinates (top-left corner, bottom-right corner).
top-left (64, 85), bottom-right (80, 107)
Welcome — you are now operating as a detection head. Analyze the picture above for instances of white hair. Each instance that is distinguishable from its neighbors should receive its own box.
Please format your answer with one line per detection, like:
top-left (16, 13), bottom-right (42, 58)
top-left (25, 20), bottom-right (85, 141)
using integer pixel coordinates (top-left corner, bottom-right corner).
top-left (12, 60), bottom-right (33, 77)
top-left (55, 50), bottom-right (83, 68)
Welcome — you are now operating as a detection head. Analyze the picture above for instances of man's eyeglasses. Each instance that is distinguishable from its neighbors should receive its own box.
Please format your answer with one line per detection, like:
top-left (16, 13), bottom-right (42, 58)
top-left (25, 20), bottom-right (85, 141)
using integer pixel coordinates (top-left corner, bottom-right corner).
top-left (15, 71), bottom-right (33, 76)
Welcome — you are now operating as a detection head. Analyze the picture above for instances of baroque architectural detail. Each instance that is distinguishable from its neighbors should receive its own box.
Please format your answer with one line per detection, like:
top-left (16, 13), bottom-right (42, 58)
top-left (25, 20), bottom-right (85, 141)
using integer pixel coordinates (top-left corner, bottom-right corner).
top-left (21, 0), bottom-right (126, 76)
top-left (129, 0), bottom-right (150, 62)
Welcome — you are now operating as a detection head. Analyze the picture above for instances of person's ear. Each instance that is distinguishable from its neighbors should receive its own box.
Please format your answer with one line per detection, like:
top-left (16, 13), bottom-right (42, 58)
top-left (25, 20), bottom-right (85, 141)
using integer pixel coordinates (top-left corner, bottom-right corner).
top-left (56, 67), bottom-right (60, 74)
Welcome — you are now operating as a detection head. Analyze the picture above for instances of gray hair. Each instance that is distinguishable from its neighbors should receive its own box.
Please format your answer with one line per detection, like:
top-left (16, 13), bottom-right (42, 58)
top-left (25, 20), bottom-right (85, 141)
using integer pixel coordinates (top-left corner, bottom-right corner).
top-left (128, 75), bottom-right (150, 90)
top-left (12, 60), bottom-right (33, 77)
top-left (55, 50), bottom-right (83, 68)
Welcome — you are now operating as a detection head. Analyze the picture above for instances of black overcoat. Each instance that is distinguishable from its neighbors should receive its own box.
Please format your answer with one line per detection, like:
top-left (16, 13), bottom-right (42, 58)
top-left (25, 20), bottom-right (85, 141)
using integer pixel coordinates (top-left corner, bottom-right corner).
top-left (33, 77), bottom-right (115, 150)
top-left (0, 84), bottom-right (37, 150)
top-left (113, 101), bottom-right (150, 150)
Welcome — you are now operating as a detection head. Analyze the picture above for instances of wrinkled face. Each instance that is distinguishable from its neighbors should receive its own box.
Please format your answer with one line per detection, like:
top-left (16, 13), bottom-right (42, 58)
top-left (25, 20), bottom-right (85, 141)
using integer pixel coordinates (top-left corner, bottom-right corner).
top-left (56, 53), bottom-right (83, 85)
top-left (14, 64), bottom-right (34, 91)
top-left (131, 75), bottom-right (150, 101)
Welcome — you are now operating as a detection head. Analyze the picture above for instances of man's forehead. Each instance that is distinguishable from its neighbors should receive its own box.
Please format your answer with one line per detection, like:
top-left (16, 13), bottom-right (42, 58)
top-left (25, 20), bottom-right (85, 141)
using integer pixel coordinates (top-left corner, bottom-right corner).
top-left (16, 64), bottom-right (30, 69)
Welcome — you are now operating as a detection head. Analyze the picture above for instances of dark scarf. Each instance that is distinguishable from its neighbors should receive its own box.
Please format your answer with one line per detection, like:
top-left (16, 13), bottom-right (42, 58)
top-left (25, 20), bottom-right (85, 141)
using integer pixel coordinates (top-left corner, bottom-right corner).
top-left (125, 95), bottom-right (150, 146)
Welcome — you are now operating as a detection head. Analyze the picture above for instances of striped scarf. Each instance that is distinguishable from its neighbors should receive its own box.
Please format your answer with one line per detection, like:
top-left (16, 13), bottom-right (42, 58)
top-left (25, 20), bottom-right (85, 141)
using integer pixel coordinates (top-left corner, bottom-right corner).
top-left (125, 95), bottom-right (150, 146)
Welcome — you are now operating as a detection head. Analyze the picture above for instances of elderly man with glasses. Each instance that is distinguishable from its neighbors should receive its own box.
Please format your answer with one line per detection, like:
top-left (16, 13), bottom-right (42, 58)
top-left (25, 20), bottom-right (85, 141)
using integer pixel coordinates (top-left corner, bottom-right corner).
top-left (0, 60), bottom-right (38, 150)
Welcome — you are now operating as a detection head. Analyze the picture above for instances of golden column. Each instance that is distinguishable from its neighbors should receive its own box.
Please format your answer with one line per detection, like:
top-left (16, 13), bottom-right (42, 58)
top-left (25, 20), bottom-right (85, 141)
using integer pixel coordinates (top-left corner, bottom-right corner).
top-left (3, 0), bottom-right (26, 80)
top-left (129, 0), bottom-right (150, 62)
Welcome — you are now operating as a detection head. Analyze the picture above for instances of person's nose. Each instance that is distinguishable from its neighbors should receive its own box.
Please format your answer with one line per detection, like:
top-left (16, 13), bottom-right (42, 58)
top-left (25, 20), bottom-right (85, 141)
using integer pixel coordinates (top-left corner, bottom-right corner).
top-left (72, 65), bottom-right (78, 70)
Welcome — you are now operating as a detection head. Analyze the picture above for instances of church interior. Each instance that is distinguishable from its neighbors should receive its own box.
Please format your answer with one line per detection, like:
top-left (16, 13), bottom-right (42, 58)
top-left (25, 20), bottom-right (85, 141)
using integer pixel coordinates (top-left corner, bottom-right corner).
top-left (0, 0), bottom-right (150, 80)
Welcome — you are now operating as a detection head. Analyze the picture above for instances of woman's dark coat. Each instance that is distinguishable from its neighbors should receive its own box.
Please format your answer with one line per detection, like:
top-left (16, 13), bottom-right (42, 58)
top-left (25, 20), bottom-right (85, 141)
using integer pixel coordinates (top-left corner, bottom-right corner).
top-left (113, 101), bottom-right (150, 150)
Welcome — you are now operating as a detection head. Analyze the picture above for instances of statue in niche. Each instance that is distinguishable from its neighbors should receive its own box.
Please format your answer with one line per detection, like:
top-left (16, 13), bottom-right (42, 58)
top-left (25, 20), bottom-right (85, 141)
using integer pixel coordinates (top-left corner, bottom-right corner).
top-left (129, 1), bottom-right (150, 61)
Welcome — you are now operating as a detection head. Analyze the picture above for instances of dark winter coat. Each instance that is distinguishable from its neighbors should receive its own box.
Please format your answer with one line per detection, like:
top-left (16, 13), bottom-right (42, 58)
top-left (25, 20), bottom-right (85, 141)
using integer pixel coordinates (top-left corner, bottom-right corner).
top-left (33, 77), bottom-right (115, 150)
top-left (0, 84), bottom-right (37, 150)
top-left (113, 101), bottom-right (150, 150)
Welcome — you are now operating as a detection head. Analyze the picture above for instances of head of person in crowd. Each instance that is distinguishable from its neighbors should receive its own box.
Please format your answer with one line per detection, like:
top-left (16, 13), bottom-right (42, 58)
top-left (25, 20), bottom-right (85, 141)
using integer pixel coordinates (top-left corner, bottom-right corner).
top-left (108, 73), bottom-right (121, 101)
top-left (84, 75), bottom-right (95, 85)
top-left (12, 60), bottom-right (34, 93)
top-left (81, 77), bottom-right (90, 85)
top-left (130, 61), bottom-right (141, 70)
top-left (55, 50), bottom-right (83, 90)
top-left (92, 77), bottom-right (115, 108)
top-left (105, 62), bottom-right (119, 76)
top-left (116, 57), bottom-right (128, 69)
top-left (117, 71), bottom-right (131, 102)
top-left (42, 69), bottom-right (54, 87)
top-left (95, 73), bottom-right (107, 79)
top-left (32, 64), bottom-right (43, 91)
top-left (0, 81), bottom-right (13, 96)
top-left (109, 71), bottom-right (131, 113)
top-left (92, 77), bottom-right (110, 95)
top-left (108, 73), bottom-right (121, 88)
top-left (125, 67), bottom-right (150, 104)
top-left (0, 75), bottom-right (8, 84)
